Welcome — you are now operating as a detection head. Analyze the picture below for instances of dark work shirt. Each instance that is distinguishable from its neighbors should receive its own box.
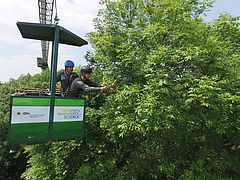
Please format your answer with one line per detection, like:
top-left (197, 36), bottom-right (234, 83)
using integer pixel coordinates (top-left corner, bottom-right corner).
top-left (69, 77), bottom-right (101, 97)
top-left (56, 71), bottom-right (79, 92)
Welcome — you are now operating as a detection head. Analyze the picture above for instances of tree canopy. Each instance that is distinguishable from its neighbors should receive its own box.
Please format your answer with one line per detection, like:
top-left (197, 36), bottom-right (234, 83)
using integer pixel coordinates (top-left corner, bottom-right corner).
top-left (1, 0), bottom-right (240, 179)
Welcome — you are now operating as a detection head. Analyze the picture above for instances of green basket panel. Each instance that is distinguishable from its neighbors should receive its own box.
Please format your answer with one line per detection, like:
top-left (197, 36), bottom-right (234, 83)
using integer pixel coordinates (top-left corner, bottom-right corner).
top-left (52, 121), bottom-right (83, 139)
top-left (9, 123), bottom-right (48, 143)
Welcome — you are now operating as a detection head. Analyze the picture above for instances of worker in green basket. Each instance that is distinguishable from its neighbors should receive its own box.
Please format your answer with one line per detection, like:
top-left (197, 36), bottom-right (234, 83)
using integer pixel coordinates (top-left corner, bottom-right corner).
top-left (67, 66), bottom-right (109, 97)
top-left (56, 60), bottom-right (79, 97)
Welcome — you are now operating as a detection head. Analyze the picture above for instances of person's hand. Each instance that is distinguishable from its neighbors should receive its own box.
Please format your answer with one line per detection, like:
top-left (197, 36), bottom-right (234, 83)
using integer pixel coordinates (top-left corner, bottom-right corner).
top-left (59, 87), bottom-right (64, 93)
top-left (101, 83), bottom-right (110, 90)
top-left (56, 84), bottom-right (64, 93)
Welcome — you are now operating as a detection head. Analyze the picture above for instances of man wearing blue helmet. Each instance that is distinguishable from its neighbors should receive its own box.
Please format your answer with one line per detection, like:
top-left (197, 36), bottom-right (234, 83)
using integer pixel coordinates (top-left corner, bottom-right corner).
top-left (67, 66), bottom-right (109, 97)
top-left (56, 60), bottom-right (79, 97)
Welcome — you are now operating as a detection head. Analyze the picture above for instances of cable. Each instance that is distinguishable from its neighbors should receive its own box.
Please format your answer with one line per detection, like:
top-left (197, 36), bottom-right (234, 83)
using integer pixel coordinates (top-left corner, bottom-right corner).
top-left (54, 0), bottom-right (60, 25)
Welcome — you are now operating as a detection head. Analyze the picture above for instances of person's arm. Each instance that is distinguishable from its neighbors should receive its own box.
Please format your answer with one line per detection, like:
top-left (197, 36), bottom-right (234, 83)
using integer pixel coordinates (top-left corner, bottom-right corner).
top-left (56, 73), bottom-right (64, 92)
top-left (85, 79), bottom-right (109, 90)
top-left (56, 83), bottom-right (64, 92)
top-left (75, 80), bottom-right (102, 92)
top-left (75, 80), bottom-right (109, 92)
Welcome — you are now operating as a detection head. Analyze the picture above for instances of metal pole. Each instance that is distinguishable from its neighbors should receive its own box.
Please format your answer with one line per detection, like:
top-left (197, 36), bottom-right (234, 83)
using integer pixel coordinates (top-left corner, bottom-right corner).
top-left (49, 40), bottom-right (55, 91)
top-left (48, 25), bottom-right (60, 139)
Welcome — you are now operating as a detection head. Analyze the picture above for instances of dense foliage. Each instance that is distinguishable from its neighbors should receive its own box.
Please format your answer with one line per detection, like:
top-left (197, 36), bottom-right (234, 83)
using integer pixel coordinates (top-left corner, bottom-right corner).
top-left (0, 70), bottom-right (50, 180)
top-left (1, 0), bottom-right (240, 179)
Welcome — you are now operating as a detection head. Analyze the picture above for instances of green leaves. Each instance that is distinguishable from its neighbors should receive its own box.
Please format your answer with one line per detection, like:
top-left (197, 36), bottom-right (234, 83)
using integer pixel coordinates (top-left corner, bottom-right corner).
top-left (83, 0), bottom-right (240, 179)
top-left (0, 70), bottom-right (52, 180)
top-left (2, 0), bottom-right (240, 179)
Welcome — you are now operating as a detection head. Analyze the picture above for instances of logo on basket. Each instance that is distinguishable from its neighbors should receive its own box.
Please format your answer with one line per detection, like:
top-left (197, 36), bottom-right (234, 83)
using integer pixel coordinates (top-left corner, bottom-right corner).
top-left (17, 112), bottom-right (21, 115)
top-left (23, 112), bottom-right (30, 115)
top-left (58, 109), bottom-right (81, 119)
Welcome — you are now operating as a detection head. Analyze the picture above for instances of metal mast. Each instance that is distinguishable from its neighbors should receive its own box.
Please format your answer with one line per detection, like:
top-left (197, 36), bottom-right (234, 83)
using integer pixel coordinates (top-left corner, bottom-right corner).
top-left (37, 0), bottom-right (54, 71)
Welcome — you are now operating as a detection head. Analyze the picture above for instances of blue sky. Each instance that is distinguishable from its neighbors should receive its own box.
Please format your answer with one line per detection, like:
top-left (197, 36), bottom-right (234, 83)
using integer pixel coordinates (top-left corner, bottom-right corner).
top-left (204, 0), bottom-right (240, 22)
top-left (0, 0), bottom-right (240, 83)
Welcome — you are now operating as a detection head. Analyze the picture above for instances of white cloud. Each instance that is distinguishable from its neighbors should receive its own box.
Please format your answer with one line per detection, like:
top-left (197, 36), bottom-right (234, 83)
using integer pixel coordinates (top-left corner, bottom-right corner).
top-left (0, 52), bottom-right (79, 83)
top-left (0, 0), bottom-right (38, 44)
top-left (0, 0), bottom-right (100, 83)
top-left (0, 55), bottom-right (41, 83)
top-left (0, 31), bottom-right (22, 44)
top-left (0, 0), bottom-right (101, 44)
top-left (0, 1), bottom-right (38, 26)
top-left (56, 0), bottom-right (103, 31)
top-left (26, 42), bottom-right (41, 51)
top-left (0, 0), bottom-right (103, 46)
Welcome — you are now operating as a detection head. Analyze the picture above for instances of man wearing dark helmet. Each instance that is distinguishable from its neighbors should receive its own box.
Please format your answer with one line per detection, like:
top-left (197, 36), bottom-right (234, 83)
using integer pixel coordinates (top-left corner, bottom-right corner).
top-left (68, 66), bottom-right (109, 97)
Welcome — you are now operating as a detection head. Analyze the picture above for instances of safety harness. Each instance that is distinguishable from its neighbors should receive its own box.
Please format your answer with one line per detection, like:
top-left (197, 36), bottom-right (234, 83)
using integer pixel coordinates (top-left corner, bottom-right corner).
top-left (65, 77), bottom-right (83, 97)
top-left (61, 72), bottom-right (75, 97)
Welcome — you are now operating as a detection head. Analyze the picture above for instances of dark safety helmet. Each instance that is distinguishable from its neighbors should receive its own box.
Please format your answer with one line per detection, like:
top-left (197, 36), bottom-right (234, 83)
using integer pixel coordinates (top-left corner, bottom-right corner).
top-left (65, 60), bottom-right (74, 67)
top-left (81, 66), bottom-right (92, 74)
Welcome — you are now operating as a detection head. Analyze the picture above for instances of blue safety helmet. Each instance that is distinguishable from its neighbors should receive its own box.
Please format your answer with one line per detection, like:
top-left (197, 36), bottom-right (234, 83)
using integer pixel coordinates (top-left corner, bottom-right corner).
top-left (65, 60), bottom-right (74, 67)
